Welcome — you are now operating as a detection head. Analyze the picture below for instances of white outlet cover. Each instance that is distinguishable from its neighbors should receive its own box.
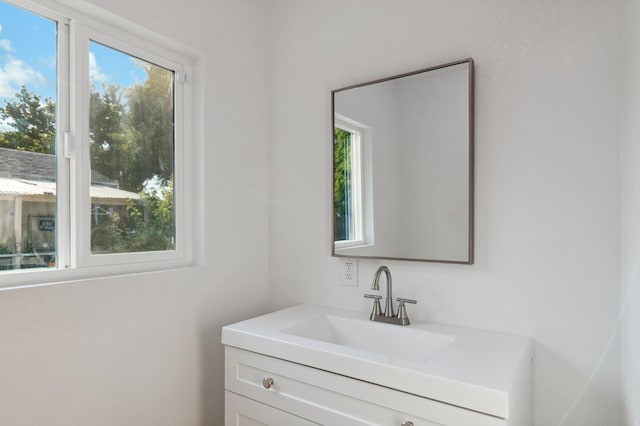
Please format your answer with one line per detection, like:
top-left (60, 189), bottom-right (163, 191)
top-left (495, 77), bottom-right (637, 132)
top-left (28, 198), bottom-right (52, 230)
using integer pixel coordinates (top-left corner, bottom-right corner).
top-left (340, 258), bottom-right (358, 286)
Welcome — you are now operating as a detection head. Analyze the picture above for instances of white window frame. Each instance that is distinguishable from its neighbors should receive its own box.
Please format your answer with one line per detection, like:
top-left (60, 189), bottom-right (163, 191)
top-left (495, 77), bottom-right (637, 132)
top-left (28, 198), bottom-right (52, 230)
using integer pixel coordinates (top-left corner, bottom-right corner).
top-left (334, 114), bottom-right (373, 250)
top-left (1, 0), bottom-right (196, 288)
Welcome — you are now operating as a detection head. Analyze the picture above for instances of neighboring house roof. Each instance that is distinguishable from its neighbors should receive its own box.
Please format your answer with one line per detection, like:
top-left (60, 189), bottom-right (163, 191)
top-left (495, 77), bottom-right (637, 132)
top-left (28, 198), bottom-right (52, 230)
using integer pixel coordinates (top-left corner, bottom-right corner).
top-left (0, 148), bottom-right (139, 201)
top-left (0, 147), bottom-right (56, 181)
top-left (0, 147), bottom-right (119, 187)
top-left (0, 177), bottom-right (55, 196)
top-left (0, 177), bottom-right (139, 201)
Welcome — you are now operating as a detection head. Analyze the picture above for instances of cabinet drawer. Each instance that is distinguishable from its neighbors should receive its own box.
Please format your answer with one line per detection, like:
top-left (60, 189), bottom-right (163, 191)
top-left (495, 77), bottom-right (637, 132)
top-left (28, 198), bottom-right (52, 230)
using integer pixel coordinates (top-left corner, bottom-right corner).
top-left (226, 391), bottom-right (319, 426)
top-left (225, 346), bottom-right (505, 426)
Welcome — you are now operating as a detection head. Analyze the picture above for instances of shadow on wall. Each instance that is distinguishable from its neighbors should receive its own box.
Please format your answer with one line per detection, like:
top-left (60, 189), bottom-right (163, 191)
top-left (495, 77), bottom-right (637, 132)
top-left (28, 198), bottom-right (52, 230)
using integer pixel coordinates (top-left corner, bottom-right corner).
top-left (621, 256), bottom-right (640, 426)
top-left (200, 322), bottom-right (225, 426)
top-left (200, 306), bottom-right (272, 426)
top-left (535, 334), bottom-right (622, 425)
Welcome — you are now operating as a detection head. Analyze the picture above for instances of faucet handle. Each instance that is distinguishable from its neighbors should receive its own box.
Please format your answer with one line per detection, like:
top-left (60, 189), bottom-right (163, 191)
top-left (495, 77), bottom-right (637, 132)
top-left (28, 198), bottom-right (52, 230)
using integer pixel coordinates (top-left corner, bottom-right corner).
top-left (364, 294), bottom-right (383, 320)
top-left (396, 298), bottom-right (417, 325)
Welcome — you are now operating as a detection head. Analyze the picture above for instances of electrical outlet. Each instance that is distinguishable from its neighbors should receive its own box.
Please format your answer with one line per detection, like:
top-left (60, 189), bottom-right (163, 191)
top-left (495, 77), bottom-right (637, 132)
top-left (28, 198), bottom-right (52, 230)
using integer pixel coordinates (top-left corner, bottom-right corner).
top-left (341, 258), bottom-right (358, 286)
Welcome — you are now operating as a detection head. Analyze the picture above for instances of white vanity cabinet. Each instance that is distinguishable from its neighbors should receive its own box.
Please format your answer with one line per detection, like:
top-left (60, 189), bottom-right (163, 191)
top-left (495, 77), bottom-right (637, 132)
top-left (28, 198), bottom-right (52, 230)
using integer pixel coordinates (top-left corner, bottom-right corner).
top-left (225, 346), bottom-right (508, 426)
top-left (222, 305), bottom-right (532, 426)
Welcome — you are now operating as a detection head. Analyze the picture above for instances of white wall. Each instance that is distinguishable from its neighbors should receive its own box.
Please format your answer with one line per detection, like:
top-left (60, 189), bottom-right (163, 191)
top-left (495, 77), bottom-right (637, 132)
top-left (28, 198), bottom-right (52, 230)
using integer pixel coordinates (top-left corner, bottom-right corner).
top-left (267, 0), bottom-right (623, 425)
top-left (0, 0), bottom-right (270, 425)
top-left (621, 0), bottom-right (640, 424)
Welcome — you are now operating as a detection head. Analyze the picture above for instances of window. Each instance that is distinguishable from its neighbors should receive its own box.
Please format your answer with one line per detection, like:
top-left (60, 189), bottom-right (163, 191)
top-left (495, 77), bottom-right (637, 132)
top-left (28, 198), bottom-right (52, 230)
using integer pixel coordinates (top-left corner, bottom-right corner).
top-left (0, 0), bottom-right (193, 283)
top-left (333, 115), bottom-right (366, 249)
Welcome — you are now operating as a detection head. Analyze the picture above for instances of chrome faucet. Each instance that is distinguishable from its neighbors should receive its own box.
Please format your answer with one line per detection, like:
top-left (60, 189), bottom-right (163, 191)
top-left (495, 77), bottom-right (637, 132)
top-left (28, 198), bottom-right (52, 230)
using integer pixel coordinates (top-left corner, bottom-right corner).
top-left (364, 265), bottom-right (417, 326)
top-left (372, 265), bottom-right (394, 317)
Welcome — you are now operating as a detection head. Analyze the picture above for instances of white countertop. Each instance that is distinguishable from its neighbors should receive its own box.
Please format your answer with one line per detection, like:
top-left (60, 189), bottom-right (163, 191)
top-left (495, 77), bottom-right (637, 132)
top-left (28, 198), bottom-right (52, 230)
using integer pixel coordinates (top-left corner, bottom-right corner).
top-left (221, 304), bottom-right (532, 419)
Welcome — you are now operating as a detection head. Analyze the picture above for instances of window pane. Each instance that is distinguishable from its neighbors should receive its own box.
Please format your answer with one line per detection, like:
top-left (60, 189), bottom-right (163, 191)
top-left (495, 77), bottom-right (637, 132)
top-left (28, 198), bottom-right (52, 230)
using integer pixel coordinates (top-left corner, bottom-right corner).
top-left (334, 127), bottom-right (353, 242)
top-left (0, 1), bottom-right (57, 271)
top-left (88, 41), bottom-right (175, 254)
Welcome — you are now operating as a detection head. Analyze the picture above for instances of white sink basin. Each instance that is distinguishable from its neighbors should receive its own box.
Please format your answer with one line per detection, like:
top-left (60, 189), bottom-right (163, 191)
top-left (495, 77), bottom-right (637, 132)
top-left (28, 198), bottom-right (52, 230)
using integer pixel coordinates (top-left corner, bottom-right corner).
top-left (282, 314), bottom-right (455, 364)
top-left (222, 304), bottom-right (532, 419)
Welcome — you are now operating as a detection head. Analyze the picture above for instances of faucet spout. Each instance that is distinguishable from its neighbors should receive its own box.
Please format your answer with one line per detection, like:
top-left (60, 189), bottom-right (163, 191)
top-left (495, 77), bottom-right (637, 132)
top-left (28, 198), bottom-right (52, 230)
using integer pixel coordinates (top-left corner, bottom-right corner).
top-left (371, 265), bottom-right (394, 317)
top-left (364, 265), bottom-right (416, 325)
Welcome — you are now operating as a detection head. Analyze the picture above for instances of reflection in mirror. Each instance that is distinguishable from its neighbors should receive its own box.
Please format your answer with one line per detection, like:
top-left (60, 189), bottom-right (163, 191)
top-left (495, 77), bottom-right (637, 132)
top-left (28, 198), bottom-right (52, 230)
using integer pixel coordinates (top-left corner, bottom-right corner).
top-left (332, 59), bottom-right (474, 264)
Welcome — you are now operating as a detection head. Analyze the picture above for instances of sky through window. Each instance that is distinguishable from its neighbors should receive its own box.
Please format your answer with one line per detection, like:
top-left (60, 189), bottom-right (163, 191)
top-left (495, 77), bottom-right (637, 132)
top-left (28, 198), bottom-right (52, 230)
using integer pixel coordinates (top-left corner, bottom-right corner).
top-left (0, 0), bottom-right (148, 131)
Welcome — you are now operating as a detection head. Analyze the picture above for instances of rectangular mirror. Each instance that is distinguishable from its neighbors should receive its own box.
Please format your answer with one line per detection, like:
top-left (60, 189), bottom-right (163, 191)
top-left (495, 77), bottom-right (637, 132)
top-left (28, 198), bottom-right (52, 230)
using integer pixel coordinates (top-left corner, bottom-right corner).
top-left (332, 58), bottom-right (474, 264)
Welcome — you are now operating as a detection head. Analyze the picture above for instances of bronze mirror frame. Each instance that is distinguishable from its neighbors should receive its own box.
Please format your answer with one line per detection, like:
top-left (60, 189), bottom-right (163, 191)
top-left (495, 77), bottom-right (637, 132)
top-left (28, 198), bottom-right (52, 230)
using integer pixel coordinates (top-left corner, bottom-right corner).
top-left (331, 58), bottom-right (475, 264)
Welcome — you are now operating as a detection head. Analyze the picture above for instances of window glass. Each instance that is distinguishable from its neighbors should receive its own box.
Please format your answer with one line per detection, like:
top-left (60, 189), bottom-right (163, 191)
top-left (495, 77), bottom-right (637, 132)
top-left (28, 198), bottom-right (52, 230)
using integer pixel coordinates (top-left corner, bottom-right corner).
top-left (0, 1), bottom-right (57, 270)
top-left (88, 41), bottom-right (175, 254)
top-left (334, 127), bottom-right (354, 242)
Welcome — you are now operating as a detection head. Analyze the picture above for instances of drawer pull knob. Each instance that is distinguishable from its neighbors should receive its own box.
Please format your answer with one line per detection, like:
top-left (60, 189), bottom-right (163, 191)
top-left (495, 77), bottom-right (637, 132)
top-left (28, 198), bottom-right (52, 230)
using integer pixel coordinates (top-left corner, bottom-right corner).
top-left (262, 377), bottom-right (274, 389)
top-left (401, 422), bottom-right (414, 426)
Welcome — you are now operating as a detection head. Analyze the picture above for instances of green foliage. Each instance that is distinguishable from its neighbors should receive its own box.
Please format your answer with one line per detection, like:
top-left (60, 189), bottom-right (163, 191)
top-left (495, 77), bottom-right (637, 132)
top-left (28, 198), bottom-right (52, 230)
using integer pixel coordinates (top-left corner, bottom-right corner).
top-left (90, 210), bottom-right (129, 254)
top-left (0, 86), bottom-right (55, 153)
top-left (124, 65), bottom-right (174, 191)
top-left (89, 83), bottom-right (128, 186)
top-left (87, 64), bottom-right (174, 194)
top-left (90, 180), bottom-right (174, 253)
top-left (126, 178), bottom-right (175, 251)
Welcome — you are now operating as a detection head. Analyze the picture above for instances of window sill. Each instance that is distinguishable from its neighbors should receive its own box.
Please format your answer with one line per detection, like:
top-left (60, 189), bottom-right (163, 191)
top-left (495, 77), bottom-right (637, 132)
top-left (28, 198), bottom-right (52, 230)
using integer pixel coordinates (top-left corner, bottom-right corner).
top-left (0, 258), bottom-right (195, 291)
top-left (334, 240), bottom-right (372, 250)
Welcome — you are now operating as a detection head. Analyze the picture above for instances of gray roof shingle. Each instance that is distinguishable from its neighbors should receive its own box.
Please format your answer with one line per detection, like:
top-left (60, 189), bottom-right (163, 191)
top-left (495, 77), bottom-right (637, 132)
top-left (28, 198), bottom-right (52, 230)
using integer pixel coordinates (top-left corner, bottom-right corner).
top-left (0, 147), bottom-right (118, 187)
